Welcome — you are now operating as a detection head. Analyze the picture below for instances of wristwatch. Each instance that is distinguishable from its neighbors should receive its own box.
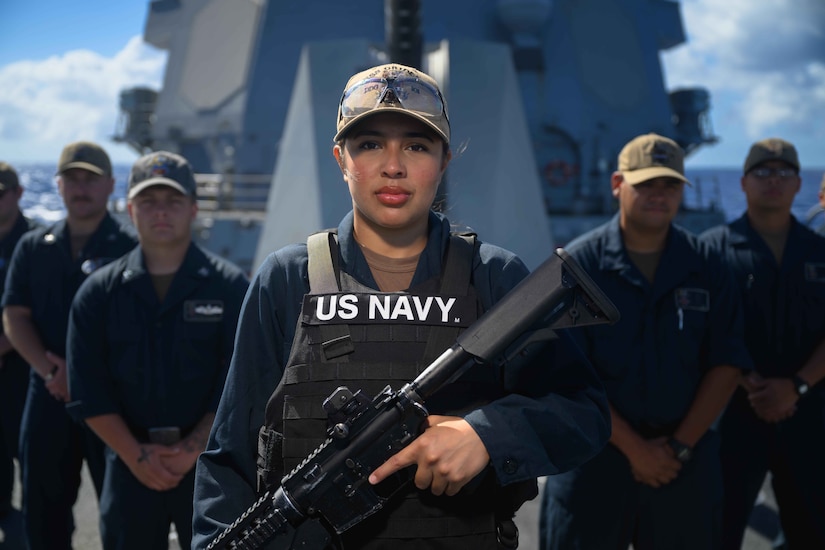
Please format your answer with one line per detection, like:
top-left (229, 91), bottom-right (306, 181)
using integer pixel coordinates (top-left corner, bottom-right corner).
top-left (667, 437), bottom-right (693, 464)
top-left (792, 375), bottom-right (810, 397)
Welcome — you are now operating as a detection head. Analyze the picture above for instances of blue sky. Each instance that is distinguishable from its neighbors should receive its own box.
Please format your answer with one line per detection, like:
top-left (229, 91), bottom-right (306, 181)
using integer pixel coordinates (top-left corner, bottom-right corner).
top-left (0, 1), bottom-right (148, 67)
top-left (0, 0), bottom-right (161, 166)
top-left (0, 0), bottom-right (823, 169)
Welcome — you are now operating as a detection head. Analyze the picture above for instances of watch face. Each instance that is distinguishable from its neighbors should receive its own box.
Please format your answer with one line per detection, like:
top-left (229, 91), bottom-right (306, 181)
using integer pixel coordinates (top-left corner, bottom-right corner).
top-left (794, 376), bottom-right (809, 395)
top-left (668, 439), bottom-right (692, 463)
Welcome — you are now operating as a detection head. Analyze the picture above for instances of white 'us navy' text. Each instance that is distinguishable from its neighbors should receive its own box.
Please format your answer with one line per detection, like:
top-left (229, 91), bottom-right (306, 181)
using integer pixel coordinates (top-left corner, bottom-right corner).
top-left (315, 294), bottom-right (458, 323)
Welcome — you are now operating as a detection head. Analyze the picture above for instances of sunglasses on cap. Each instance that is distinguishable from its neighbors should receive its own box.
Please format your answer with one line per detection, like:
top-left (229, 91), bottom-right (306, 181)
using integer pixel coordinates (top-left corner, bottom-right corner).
top-left (340, 77), bottom-right (444, 118)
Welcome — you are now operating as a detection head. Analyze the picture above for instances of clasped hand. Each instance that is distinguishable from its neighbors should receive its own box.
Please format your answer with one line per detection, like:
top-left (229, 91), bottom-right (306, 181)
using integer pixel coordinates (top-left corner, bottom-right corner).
top-left (368, 415), bottom-right (490, 497)
top-left (44, 351), bottom-right (69, 403)
top-left (740, 373), bottom-right (797, 423)
top-left (627, 436), bottom-right (682, 488)
top-left (127, 443), bottom-right (195, 492)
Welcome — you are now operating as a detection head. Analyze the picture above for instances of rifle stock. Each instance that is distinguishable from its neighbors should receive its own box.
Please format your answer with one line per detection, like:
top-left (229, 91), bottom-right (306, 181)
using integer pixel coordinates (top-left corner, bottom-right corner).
top-left (207, 248), bottom-right (618, 549)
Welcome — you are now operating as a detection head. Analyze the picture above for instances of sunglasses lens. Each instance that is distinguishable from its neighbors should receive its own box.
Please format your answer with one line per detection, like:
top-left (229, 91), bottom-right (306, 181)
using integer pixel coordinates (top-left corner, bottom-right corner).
top-left (341, 78), bottom-right (389, 117)
top-left (390, 78), bottom-right (443, 116)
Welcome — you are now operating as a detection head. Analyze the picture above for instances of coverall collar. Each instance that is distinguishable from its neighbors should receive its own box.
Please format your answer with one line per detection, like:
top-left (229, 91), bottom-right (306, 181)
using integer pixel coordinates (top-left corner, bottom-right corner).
top-left (120, 242), bottom-right (213, 312)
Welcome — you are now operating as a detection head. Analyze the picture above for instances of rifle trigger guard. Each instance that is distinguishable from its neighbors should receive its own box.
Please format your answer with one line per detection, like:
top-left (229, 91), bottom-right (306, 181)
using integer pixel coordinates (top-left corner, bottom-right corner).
top-left (411, 401), bottom-right (428, 417)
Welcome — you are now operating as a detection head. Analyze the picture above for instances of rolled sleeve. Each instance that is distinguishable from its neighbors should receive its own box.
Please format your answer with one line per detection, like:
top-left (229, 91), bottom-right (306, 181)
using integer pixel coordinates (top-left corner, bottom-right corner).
top-left (704, 250), bottom-right (753, 372)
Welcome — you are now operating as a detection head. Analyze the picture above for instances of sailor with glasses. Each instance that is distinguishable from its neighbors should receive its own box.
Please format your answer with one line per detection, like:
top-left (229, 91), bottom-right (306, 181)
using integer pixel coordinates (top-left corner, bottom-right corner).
top-left (701, 138), bottom-right (825, 550)
top-left (191, 63), bottom-right (610, 550)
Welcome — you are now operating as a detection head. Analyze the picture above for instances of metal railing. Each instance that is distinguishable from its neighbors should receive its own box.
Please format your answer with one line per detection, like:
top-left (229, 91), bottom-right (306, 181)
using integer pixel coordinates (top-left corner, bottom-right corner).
top-left (194, 173), bottom-right (272, 212)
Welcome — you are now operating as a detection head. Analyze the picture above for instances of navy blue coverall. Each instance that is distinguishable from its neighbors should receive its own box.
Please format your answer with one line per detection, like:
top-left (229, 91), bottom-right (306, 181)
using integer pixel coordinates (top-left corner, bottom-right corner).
top-left (701, 215), bottom-right (825, 550)
top-left (541, 215), bottom-right (752, 550)
top-left (66, 243), bottom-right (248, 550)
top-left (1, 213), bottom-right (137, 550)
top-left (0, 212), bottom-right (39, 538)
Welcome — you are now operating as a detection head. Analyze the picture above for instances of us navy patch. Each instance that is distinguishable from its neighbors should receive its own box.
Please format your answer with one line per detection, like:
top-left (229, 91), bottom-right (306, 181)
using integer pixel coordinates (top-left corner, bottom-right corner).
top-left (804, 262), bottom-right (825, 283)
top-left (674, 287), bottom-right (710, 312)
top-left (302, 293), bottom-right (475, 327)
top-left (184, 300), bottom-right (224, 322)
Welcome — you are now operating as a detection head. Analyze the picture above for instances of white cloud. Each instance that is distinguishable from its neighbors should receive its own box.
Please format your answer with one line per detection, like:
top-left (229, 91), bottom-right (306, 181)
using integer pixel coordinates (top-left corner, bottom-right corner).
top-left (662, 0), bottom-right (825, 162)
top-left (0, 36), bottom-right (167, 164)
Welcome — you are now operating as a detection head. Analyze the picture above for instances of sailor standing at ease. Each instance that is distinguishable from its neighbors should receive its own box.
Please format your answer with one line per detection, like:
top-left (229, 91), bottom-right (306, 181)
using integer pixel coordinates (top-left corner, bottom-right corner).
top-left (540, 133), bottom-right (753, 550)
top-left (701, 138), bottom-right (825, 550)
top-left (65, 151), bottom-right (248, 550)
top-left (0, 161), bottom-right (40, 542)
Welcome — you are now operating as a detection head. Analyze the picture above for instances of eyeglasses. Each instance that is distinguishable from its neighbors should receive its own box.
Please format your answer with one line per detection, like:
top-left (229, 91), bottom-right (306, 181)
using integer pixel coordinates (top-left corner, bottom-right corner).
top-left (749, 167), bottom-right (797, 179)
top-left (340, 77), bottom-right (444, 118)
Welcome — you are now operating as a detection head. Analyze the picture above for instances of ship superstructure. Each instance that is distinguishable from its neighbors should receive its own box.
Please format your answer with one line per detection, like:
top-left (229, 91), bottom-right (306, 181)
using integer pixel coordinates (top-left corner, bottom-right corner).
top-left (115, 0), bottom-right (722, 272)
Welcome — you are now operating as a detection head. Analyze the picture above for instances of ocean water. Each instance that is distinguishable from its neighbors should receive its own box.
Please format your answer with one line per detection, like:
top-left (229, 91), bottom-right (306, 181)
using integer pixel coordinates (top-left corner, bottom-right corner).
top-left (10, 163), bottom-right (825, 231)
top-left (14, 163), bottom-right (132, 224)
top-left (683, 167), bottom-right (825, 229)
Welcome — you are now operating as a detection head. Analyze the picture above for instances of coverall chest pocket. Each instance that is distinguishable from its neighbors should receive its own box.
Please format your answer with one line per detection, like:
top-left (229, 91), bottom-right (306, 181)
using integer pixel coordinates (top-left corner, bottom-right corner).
top-left (180, 321), bottom-right (222, 379)
top-left (671, 287), bottom-right (710, 360)
top-left (108, 325), bottom-right (144, 385)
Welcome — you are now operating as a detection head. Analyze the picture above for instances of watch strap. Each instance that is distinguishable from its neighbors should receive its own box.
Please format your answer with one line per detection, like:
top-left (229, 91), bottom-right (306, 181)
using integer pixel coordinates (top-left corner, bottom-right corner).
top-left (667, 437), bottom-right (693, 464)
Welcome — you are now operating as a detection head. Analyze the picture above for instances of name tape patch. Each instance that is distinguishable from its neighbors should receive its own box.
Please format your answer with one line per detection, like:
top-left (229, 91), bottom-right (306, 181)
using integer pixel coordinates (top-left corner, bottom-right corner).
top-left (674, 287), bottom-right (710, 312)
top-left (805, 262), bottom-right (825, 283)
top-left (302, 293), bottom-right (476, 327)
top-left (184, 300), bottom-right (224, 322)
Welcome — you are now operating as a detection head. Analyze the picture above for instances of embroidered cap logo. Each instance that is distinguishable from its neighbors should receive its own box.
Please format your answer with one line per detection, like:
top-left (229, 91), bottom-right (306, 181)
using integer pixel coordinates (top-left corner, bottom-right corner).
top-left (150, 155), bottom-right (174, 178)
top-left (651, 145), bottom-right (672, 166)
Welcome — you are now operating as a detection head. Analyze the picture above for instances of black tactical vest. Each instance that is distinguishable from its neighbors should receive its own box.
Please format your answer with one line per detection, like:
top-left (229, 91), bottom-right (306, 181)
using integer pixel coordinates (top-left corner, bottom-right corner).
top-left (257, 231), bottom-right (530, 548)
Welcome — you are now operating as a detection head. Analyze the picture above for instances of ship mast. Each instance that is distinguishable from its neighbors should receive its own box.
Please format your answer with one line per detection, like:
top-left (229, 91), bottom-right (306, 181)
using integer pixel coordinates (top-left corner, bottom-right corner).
top-left (385, 0), bottom-right (422, 68)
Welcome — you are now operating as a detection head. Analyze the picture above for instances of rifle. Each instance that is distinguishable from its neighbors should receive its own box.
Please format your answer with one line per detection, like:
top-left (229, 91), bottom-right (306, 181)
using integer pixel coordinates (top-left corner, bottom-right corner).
top-left (207, 248), bottom-right (619, 549)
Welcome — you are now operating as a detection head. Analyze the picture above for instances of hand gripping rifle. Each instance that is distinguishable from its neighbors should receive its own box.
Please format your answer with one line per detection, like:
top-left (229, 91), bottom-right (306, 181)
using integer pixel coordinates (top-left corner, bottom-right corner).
top-left (207, 248), bottom-right (619, 550)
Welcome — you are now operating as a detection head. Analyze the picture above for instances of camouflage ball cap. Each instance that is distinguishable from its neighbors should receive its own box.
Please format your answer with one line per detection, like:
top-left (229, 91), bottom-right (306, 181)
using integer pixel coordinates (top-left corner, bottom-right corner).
top-left (618, 133), bottom-right (688, 185)
top-left (743, 138), bottom-right (799, 174)
top-left (128, 151), bottom-right (197, 200)
top-left (0, 162), bottom-right (19, 191)
top-left (334, 63), bottom-right (450, 146)
top-left (57, 141), bottom-right (112, 177)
